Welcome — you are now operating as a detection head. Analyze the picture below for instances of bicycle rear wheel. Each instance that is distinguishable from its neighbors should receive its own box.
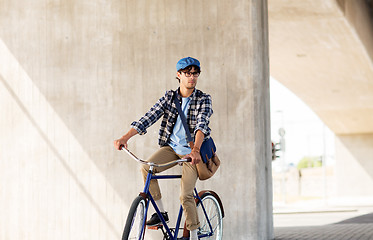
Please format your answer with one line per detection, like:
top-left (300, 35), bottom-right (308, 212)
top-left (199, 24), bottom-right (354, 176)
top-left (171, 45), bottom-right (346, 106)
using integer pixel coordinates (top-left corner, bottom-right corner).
top-left (122, 195), bottom-right (147, 240)
top-left (196, 192), bottom-right (223, 240)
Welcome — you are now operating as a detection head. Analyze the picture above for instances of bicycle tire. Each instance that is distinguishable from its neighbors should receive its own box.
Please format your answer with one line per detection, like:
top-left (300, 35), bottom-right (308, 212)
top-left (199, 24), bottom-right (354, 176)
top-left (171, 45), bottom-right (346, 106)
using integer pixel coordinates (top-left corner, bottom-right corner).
top-left (122, 195), bottom-right (147, 240)
top-left (196, 192), bottom-right (223, 240)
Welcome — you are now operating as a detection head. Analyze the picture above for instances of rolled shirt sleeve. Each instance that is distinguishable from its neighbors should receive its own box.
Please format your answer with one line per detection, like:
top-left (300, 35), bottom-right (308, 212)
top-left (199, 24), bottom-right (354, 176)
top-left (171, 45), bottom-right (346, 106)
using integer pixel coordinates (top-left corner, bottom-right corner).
top-left (130, 95), bottom-right (166, 135)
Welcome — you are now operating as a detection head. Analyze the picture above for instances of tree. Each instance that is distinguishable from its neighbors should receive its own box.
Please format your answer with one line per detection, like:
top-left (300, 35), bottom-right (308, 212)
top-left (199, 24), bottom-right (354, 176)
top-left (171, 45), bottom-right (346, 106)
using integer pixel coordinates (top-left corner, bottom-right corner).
top-left (297, 156), bottom-right (322, 169)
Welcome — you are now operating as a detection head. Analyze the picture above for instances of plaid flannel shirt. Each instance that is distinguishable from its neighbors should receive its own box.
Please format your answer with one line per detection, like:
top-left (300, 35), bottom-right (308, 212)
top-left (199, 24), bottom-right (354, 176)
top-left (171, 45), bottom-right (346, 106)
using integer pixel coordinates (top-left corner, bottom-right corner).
top-left (131, 88), bottom-right (213, 147)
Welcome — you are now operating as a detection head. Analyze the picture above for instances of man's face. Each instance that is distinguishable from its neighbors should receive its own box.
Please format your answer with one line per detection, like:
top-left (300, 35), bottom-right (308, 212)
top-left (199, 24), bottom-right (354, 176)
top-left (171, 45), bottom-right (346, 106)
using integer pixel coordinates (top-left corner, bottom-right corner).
top-left (177, 66), bottom-right (200, 90)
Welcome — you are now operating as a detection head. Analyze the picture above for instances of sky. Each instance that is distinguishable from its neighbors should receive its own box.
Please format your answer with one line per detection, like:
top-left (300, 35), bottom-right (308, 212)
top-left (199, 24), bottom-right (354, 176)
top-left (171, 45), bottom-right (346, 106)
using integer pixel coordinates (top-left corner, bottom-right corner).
top-left (269, 77), bottom-right (335, 169)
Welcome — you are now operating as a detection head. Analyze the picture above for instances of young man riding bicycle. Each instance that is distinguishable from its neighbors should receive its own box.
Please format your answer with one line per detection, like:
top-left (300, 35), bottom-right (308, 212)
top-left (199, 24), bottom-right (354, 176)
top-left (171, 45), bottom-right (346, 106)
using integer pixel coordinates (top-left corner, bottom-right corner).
top-left (114, 57), bottom-right (213, 240)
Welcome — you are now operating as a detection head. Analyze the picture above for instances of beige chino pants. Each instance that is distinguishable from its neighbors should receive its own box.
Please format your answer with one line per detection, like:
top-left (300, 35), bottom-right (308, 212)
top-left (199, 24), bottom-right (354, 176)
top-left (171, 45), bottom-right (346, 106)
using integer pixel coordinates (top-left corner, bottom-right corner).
top-left (141, 146), bottom-right (200, 231)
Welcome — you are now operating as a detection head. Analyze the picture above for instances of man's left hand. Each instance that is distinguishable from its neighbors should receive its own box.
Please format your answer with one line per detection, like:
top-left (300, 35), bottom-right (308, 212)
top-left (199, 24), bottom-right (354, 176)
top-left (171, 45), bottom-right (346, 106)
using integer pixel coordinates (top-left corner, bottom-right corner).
top-left (187, 150), bottom-right (201, 165)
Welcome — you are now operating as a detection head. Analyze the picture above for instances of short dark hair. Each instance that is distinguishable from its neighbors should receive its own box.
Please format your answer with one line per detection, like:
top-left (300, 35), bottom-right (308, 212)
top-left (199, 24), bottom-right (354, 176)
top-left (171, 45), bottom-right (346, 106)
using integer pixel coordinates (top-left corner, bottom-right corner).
top-left (176, 65), bottom-right (201, 82)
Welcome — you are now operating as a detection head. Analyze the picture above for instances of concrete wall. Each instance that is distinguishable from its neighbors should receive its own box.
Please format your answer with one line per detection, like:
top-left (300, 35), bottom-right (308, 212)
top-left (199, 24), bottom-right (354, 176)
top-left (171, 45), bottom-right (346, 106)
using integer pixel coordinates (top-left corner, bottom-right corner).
top-left (335, 134), bottom-right (373, 196)
top-left (0, 1), bottom-right (272, 239)
top-left (273, 166), bottom-right (337, 202)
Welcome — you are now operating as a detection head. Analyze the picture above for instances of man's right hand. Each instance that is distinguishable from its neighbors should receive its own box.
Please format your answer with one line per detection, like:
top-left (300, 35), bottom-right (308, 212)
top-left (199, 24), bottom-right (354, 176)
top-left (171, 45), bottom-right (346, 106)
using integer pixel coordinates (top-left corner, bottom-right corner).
top-left (114, 128), bottom-right (139, 150)
top-left (114, 136), bottom-right (129, 150)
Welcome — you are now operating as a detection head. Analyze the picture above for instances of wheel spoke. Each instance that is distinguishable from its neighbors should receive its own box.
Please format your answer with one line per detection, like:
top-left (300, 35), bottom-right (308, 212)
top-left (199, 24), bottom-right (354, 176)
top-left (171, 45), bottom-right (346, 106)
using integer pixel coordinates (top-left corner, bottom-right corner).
top-left (196, 193), bottom-right (223, 240)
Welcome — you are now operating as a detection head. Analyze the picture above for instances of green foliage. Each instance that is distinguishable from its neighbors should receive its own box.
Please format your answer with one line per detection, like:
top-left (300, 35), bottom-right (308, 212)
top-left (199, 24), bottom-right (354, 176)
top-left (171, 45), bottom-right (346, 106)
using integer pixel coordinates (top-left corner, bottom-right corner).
top-left (297, 156), bottom-right (322, 169)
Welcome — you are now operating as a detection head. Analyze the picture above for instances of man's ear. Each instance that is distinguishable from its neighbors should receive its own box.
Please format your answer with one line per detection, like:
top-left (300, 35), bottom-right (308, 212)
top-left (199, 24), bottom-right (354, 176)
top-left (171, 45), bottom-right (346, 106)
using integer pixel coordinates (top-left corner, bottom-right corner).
top-left (176, 71), bottom-right (181, 78)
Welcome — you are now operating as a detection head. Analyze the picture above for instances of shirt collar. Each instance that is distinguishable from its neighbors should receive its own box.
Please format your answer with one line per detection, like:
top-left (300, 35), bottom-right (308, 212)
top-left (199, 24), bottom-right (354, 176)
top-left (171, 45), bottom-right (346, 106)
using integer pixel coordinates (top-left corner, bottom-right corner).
top-left (176, 87), bottom-right (196, 100)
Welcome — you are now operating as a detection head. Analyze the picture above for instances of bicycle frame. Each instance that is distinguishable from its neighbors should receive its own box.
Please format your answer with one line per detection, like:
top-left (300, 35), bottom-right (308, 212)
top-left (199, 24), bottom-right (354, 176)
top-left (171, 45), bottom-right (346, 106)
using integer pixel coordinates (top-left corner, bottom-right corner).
top-left (140, 164), bottom-right (215, 240)
top-left (122, 148), bottom-right (217, 240)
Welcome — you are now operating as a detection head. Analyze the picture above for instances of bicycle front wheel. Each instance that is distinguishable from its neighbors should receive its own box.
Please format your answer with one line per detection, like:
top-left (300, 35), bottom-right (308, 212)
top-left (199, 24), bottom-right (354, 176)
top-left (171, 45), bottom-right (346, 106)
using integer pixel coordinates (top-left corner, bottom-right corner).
top-left (196, 192), bottom-right (223, 240)
top-left (122, 195), bottom-right (146, 240)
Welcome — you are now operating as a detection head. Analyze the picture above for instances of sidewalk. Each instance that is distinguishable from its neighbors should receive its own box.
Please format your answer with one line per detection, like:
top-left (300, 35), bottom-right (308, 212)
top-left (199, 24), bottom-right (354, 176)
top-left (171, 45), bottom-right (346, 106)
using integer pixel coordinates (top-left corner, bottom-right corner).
top-left (275, 221), bottom-right (373, 240)
top-left (273, 197), bottom-right (373, 240)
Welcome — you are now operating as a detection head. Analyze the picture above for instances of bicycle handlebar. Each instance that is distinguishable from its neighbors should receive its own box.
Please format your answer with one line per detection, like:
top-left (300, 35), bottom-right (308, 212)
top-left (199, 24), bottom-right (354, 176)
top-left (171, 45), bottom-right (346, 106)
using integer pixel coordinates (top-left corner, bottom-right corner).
top-left (121, 147), bottom-right (191, 168)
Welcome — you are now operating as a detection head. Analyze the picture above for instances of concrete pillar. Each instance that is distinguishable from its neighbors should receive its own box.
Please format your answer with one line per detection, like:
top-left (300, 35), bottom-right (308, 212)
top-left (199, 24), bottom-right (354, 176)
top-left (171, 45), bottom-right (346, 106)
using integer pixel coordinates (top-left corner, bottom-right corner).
top-left (335, 134), bottom-right (373, 196)
top-left (0, 0), bottom-right (272, 239)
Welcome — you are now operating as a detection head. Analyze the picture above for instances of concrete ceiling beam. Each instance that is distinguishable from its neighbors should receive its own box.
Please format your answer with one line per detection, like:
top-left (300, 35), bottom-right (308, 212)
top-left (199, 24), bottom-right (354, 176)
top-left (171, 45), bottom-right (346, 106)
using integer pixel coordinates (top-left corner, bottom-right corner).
top-left (269, 0), bottom-right (373, 134)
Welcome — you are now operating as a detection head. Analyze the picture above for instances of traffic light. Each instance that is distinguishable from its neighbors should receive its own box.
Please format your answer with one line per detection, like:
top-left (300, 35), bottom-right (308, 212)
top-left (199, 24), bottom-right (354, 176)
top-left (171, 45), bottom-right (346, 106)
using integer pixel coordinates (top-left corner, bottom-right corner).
top-left (271, 141), bottom-right (281, 160)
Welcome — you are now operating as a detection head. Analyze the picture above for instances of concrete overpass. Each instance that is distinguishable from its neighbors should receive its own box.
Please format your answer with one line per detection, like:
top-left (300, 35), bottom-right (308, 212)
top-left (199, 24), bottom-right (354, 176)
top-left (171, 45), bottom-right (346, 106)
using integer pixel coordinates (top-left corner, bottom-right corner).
top-left (0, 0), bottom-right (372, 239)
top-left (269, 0), bottom-right (373, 197)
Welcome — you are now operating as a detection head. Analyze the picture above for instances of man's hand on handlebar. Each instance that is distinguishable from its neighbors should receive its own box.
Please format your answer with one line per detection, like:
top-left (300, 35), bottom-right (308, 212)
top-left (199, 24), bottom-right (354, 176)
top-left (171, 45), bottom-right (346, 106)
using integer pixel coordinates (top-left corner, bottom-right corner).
top-left (186, 150), bottom-right (201, 165)
top-left (114, 128), bottom-right (139, 150)
top-left (114, 136), bottom-right (129, 150)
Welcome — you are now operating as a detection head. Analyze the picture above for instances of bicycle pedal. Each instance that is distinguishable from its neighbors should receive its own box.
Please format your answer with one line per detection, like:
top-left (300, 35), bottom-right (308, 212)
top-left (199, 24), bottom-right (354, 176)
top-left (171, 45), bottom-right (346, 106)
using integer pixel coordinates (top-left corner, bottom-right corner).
top-left (147, 224), bottom-right (163, 230)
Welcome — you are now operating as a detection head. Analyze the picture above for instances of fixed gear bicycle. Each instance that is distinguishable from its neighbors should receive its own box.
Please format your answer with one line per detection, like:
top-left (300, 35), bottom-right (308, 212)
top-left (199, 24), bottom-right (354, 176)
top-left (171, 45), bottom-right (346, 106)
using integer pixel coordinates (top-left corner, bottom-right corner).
top-left (121, 148), bottom-right (224, 240)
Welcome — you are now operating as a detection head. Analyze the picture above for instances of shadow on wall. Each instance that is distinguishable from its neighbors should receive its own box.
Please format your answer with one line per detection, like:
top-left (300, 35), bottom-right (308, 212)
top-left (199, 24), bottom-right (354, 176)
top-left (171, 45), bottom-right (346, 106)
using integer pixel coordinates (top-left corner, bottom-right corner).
top-left (0, 38), bottom-right (124, 235)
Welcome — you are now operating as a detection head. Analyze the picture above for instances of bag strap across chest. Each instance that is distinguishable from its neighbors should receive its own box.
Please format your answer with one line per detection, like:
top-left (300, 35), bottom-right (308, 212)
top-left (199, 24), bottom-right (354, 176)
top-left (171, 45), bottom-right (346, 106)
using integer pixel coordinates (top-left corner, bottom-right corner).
top-left (173, 93), bottom-right (195, 149)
